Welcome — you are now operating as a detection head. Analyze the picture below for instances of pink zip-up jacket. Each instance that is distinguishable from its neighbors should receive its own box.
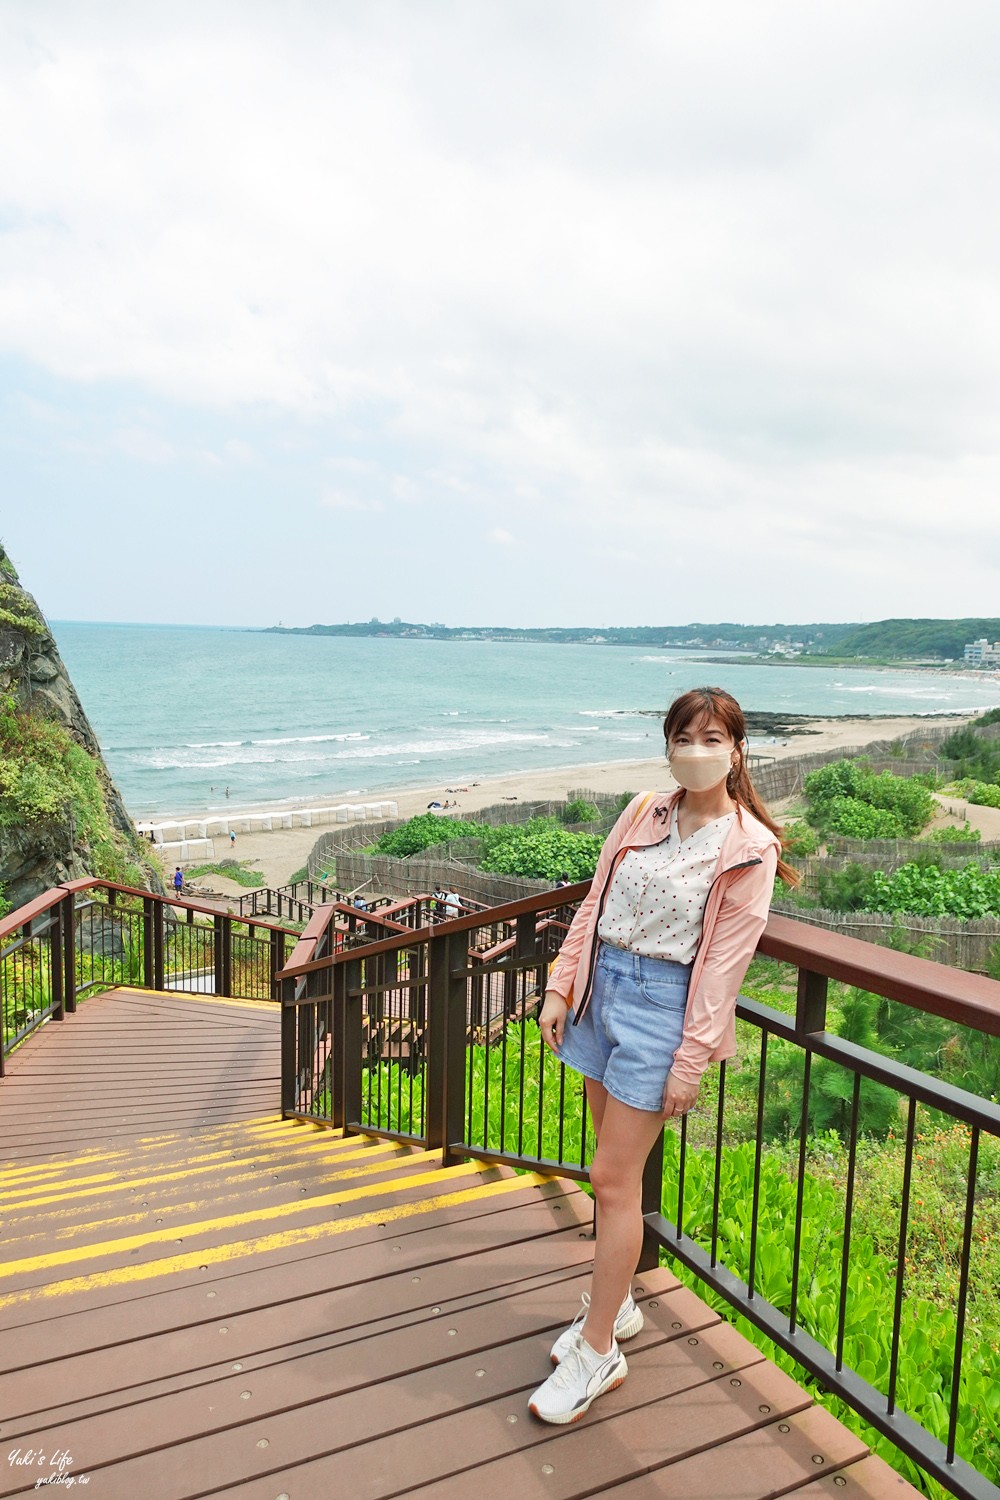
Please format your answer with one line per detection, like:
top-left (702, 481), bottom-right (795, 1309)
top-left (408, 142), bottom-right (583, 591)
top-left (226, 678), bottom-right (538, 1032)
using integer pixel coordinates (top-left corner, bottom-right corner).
top-left (546, 790), bottom-right (780, 1087)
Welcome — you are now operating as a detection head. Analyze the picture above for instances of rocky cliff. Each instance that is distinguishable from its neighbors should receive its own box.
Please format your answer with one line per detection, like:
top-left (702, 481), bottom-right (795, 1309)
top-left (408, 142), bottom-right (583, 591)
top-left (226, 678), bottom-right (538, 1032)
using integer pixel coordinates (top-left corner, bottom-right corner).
top-left (0, 544), bottom-right (161, 910)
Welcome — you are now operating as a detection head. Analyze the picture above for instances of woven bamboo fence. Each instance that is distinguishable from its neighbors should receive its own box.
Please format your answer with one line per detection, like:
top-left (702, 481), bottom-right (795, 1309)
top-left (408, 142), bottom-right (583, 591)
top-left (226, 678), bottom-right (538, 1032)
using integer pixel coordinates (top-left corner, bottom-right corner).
top-left (771, 902), bottom-right (1000, 974)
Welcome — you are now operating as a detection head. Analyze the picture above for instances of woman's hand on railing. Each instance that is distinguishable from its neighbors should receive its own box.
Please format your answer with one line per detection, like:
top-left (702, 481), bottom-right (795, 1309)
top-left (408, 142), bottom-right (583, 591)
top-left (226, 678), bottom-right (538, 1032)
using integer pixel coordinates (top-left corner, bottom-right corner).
top-left (538, 990), bottom-right (569, 1055)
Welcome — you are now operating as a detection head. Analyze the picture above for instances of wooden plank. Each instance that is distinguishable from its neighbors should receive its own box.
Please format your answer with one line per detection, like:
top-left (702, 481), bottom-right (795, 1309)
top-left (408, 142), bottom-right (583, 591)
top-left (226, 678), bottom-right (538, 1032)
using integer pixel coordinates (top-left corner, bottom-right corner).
top-left (0, 1179), bottom-right (588, 1351)
top-left (784, 1451), bottom-right (924, 1497)
top-left (177, 1310), bottom-right (770, 1500)
top-left (2, 1272), bottom-right (704, 1499)
top-left (601, 1404), bottom-right (871, 1499)
top-left (0, 1225), bottom-right (610, 1427)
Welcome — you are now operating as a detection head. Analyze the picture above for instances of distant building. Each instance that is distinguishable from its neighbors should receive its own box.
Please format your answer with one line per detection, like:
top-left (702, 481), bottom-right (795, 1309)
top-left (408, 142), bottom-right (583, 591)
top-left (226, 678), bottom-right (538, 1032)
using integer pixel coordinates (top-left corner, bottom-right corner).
top-left (964, 638), bottom-right (1000, 667)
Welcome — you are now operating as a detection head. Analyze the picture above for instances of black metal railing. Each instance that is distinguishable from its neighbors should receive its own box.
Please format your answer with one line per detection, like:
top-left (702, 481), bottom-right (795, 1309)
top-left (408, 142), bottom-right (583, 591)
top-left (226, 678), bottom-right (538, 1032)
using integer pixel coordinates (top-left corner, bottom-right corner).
top-left (278, 888), bottom-right (1000, 1500)
top-left (1, 877), bottom-right (302, 1071)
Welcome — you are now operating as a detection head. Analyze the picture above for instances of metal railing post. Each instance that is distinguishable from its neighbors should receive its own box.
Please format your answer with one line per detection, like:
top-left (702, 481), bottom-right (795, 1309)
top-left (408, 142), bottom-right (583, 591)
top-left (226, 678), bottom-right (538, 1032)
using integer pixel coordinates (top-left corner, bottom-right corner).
top-left (639, 1128), bottom-right (665, 1271)
top-left (61, 890), bottom-right (77, 1014)
top-left (331, 960), bottom-right (346, 1129)
top-left (269, 930), bottom-right (286, 1001)
top-left (214, 914), bottom-right (233, 996)
top-left (425, 928), bottom-right (447, 1152)
top-left (49, 905), bottom-right (64, 1022)
top-left (795, 966), bottom-right (828, 1033)
top-left (342, 955), bottom-right (363, 1134)
top-left (280, 975), bottom-right (297, 1117)
top-left (151, 898), bottom-right (165, 991)
top-left (426, 929), bottom-right (468, 1165)
top-left (142, 898), bottom-right (155, 990)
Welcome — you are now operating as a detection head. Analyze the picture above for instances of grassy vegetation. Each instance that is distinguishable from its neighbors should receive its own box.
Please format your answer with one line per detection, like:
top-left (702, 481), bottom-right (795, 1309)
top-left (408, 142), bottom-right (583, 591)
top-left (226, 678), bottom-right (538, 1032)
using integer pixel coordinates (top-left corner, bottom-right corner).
top-left (0, 694), bottom-right (146, 887)
top-left (322, 954), bottom-right (1000, 1495)
top-left (186, 859), bottom-right (265, 888)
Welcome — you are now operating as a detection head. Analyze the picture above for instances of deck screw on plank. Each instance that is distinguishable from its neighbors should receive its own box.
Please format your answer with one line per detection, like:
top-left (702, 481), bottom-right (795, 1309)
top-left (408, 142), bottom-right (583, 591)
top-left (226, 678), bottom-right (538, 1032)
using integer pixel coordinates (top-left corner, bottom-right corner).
top-left (778, 1424), bottom-right (790, 1433)
top-left (759, 1405), bottom-right (771, 1413)
top-left (541, 1466), bottom-right (554, 1475)
top-left (713, 1361), bottom-right (725, 1370)
top-left (812, 1455), bottom-right (825, 1464)
top-left (240, 1390), bottom-right (252, 1400)
top-left (207, 1291), bottom-right (216, 1298)
top-left (687, 1337), bottom-right (699, 1346)
top-left (232, 1364), bottom-right (243, 1371)
top-left (834, 1478), bottom-right (848, 1487)
top-left (475, 1369), bottom-right (486, 1378)
top-left (730, 1378), bottom-right (742, 1387)
top-left (257, 1439), bottom-right (269, 1449)
top-left (507, 1415), bottom-right (518, 1424)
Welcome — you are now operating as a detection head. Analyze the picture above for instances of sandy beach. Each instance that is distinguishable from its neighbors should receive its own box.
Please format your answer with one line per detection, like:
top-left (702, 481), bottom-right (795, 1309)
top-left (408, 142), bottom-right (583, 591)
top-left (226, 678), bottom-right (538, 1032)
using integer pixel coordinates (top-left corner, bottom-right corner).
top-left (153, 713), bottom-right (972, 899)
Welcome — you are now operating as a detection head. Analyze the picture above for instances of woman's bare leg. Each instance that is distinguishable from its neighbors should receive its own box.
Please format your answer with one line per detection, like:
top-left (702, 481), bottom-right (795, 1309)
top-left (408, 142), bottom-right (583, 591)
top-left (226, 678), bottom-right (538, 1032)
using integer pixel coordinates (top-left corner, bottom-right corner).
top-left (581, 1096), bottom-right (664, 1355)
top-left (584, 1076), bottom-right (610, 1142)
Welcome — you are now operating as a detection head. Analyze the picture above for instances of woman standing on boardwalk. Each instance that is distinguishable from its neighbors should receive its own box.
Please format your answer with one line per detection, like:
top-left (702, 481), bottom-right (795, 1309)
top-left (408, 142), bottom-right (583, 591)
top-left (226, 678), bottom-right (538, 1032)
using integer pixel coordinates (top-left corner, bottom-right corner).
top-left (529, 686), bottom-right (798, 1424)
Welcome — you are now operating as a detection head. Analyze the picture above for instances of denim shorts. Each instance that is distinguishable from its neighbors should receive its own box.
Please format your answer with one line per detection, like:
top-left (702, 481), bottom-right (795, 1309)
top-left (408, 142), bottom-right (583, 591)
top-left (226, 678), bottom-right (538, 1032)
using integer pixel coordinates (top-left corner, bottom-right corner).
top-left (557, 942), bottom-right (691, 1114)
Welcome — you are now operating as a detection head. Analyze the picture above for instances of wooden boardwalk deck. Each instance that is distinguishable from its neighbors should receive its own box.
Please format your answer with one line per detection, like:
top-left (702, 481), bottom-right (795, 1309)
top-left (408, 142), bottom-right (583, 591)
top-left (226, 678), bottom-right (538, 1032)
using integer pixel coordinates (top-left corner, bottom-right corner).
top-left (0, 989), bottom-right (920, 1499)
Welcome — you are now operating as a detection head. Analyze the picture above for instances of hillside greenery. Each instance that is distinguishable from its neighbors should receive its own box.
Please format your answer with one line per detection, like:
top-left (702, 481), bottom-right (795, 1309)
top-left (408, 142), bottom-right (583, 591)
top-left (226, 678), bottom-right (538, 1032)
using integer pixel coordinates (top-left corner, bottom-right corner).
top-left (831, 618), bottom-right (1000, 661)
top-left (0, 694), bottom-right (146, 886)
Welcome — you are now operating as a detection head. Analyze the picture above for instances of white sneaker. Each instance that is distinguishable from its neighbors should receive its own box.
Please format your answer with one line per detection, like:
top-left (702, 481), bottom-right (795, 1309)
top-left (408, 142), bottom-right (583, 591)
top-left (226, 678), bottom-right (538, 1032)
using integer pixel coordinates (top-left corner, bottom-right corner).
top-left (549, 1290), bottom-right (644, 1365)
top-left (529, 1336), bottom-right (627, 1424)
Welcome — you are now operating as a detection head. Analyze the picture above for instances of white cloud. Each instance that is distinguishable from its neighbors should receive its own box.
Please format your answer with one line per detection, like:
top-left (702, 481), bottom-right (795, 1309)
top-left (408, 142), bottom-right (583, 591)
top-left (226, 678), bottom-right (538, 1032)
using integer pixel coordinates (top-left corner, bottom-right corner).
top-left (2, 1), bottom-right (1000, 622)
top-left (488, 527), bottom-right (515, 546)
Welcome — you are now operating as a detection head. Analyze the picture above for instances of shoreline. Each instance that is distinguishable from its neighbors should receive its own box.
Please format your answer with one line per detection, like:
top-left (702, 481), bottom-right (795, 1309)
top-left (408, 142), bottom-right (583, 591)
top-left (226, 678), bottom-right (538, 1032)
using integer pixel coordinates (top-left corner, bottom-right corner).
top-left (156, 713), bottom-right (968, 896)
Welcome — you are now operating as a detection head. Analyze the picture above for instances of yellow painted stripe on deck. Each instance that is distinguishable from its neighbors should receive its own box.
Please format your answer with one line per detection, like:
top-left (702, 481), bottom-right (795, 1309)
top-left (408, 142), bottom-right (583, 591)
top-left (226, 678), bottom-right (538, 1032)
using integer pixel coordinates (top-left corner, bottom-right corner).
top-left (0, 1159), bottom-right (494, 1279)
top-left (0, 1171), bottom-right (541, 1309)
top-left (0, 1140), bottom-right (408, 1216)
top-left (0, 1115), bottom-right (293, 1180)
top-left (0, 1126), bottom-right (370, 1203)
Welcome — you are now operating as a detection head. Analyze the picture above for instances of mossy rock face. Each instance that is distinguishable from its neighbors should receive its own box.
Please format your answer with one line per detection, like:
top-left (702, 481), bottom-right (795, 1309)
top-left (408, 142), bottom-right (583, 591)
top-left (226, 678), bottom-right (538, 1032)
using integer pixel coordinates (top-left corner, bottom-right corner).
top-left (0, 542), bottom-right (162, 908)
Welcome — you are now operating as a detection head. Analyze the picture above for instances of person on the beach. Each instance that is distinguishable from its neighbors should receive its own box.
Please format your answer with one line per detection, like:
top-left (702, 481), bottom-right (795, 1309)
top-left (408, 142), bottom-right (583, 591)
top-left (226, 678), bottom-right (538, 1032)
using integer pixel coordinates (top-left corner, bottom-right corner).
top-left (528, 687), bottom-right (797, 1425)
top-left (173, 867), bottom-right (183, 897)
top-left (229, 830), bottom-right (237, 847)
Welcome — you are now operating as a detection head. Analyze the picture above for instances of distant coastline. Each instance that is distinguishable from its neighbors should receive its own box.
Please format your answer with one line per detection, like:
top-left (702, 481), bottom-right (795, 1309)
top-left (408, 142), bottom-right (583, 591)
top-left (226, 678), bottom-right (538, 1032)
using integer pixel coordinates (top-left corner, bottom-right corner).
top-left (262, 615), bottom-right (1000, 669)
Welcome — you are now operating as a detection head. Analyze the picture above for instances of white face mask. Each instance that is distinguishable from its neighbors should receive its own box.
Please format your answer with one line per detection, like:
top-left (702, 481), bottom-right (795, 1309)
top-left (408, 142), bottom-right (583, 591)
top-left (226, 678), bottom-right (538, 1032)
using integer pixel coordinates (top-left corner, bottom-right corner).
top-left (668, 745), bottom-right (734, 793)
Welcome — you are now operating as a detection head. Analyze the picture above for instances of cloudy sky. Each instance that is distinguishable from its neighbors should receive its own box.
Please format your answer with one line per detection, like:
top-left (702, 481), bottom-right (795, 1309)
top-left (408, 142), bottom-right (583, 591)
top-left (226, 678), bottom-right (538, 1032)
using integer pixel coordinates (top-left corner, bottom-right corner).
top-left (2, 1), bottom-right (999, 628)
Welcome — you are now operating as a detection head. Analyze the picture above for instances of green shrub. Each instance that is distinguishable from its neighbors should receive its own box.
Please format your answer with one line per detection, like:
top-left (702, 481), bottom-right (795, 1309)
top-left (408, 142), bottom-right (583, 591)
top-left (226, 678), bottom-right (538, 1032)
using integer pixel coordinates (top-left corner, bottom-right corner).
top-left (804, 761), bottom-right (934, 838)
top-left (479, 818), bottom-right (604, 881)
top-left (371, 812), bottom-right (486, 859)
top-left (925, 825), bottom-right (981, 843)
top-left (824, 796), bottom-right (905, 840)
top-left (781, 820), bottom-right (819, 858)
top-left (560, 798), bottom-right (600, 825)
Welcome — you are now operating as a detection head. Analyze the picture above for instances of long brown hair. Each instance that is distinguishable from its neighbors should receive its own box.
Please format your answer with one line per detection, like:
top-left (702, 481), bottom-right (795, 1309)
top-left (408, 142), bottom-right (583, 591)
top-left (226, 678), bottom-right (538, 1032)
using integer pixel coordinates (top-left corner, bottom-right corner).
top-left (663, 686), bottom-right (800, 887)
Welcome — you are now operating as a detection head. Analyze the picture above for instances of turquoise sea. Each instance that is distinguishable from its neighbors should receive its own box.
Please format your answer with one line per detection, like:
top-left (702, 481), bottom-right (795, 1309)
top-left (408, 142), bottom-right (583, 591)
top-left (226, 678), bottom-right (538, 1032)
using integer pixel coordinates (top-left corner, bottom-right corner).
top-left (51, 623), bottom-right (1000, 819)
